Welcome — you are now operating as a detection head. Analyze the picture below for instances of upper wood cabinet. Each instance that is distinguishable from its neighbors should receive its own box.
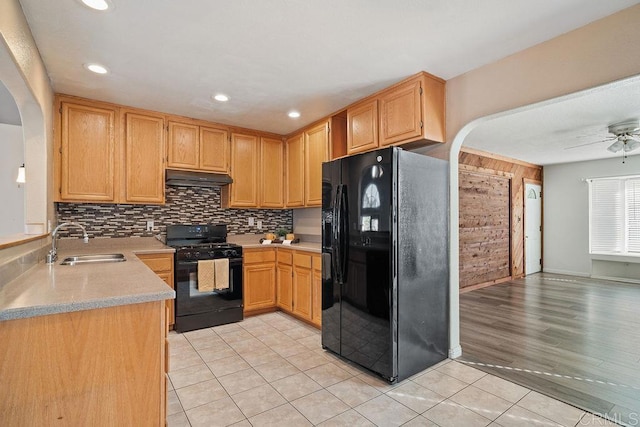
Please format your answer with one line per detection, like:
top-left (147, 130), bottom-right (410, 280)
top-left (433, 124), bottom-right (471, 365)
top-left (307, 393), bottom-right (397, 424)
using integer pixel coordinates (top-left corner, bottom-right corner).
top-left (167, 121), bottom-right (199, 169)
top-left (285, 133), bottom-right (304, 207)
top-left (304, 121), bottom-right (330, 206)
top-left (58, 101), bottom-right (118, 202)
top-left (123, 112), bottom-right (165, 204)
top-left (344, 72), bottom-right (445, 155)
top-left (260, 137), bottom-right (284, 208)
top-left (347, 99), bottom-right (378, 155)
top-left (379, 79), bottom-right (422, 146)
top-left (167, 121), bottom-right (229, 173)
top-left (223, 133), bottom-right (260, 207)
top-left (284, 122), bottom-right (330, 208)
top-left (200, 126), bottom-right (229, 173)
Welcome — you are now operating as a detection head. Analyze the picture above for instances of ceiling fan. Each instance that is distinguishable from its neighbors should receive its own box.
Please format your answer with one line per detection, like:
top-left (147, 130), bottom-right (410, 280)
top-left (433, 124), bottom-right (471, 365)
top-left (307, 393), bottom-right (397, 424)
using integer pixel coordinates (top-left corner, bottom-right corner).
top-left (604, 120), bottom-right (640, 153)
top-left (566, 119), bottom-right (640, 154)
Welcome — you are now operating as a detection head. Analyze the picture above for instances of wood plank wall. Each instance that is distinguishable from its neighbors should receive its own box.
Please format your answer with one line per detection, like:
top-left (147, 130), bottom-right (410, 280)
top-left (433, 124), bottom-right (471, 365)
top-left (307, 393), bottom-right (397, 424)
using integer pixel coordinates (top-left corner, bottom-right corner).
top-left (459, 170), bottom-right (510, 288)
top-left (459, 147), bottom-right (542, 289)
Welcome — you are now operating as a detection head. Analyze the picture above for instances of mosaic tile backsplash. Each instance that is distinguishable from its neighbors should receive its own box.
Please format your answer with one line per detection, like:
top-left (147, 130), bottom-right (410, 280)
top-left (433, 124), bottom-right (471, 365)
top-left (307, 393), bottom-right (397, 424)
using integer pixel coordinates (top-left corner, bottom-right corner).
top-left (56, 186), bottom-right (293, 239)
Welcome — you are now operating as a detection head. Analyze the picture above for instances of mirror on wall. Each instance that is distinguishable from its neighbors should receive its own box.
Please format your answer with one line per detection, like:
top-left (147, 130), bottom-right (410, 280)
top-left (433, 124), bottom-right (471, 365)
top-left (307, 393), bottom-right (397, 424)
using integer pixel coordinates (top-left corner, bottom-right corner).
top-left (0, 79), bottom-right (24, 237)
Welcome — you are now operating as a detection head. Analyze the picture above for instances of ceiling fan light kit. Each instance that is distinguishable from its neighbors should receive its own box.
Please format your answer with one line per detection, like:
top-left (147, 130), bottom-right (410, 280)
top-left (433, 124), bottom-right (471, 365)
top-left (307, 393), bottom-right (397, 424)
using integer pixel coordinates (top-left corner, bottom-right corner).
top-left (605, 119), bottom-right (640, 154)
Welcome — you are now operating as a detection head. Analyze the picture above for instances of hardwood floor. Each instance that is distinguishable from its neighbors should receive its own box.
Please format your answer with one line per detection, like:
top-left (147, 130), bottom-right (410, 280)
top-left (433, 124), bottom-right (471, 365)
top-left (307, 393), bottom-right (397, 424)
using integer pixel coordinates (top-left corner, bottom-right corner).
top-left (460, 272), bottom-right (640, 426)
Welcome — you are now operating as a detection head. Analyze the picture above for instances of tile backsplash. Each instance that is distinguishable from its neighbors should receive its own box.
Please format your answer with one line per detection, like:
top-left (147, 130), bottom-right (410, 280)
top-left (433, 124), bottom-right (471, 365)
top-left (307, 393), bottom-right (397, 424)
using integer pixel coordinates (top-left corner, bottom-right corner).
top-left (56, 186), bottom-right (293, 239)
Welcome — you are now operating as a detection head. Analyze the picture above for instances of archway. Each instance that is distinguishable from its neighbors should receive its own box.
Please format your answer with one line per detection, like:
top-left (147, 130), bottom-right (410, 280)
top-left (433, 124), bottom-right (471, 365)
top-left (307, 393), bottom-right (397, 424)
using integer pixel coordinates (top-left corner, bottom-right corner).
top-left (0, 35), bottom-right (49, 242)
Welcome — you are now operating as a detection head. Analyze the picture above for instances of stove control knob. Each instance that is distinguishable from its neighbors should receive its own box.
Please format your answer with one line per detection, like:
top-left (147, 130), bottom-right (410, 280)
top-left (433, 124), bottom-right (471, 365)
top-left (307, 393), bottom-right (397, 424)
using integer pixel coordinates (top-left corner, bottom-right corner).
top-left (224, 250), bottom-right (235, 257)
top-left (209, 251), bottom-right (216, 258)
top-left (194, 251), bottom-right (201, 259)
top-left (184, 252), bottom-right (192, 259)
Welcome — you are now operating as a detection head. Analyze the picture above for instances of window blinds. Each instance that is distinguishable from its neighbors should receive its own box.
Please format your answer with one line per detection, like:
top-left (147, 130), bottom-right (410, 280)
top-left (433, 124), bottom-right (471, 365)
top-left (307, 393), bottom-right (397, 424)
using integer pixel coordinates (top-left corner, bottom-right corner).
top-left (627, 179), bottom-right (640, 253)
top-left (589, 176), bottom-right (640, 255)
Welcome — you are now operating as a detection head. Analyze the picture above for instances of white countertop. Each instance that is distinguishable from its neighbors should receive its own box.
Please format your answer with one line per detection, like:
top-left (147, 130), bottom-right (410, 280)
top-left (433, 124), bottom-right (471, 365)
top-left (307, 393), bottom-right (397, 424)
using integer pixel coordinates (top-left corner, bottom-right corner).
top-left (228, 234), bottom-right (321, 253)
top-left (0, 237), bottom-right (175, 321)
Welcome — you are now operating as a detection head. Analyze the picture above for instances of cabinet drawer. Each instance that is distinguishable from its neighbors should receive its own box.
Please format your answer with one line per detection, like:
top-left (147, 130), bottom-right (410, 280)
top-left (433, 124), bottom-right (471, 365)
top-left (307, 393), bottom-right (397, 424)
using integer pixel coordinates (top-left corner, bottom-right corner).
top-left (312, 254), bottom-right (322, 272)
top-left (244, 249), bottom-right (276, 264)
top-left (137, 254), bottom-right (173, 272)
top-left (293, 252), bottom-right (312, 268)
top-left (277, 249), bottom-right (293, 265)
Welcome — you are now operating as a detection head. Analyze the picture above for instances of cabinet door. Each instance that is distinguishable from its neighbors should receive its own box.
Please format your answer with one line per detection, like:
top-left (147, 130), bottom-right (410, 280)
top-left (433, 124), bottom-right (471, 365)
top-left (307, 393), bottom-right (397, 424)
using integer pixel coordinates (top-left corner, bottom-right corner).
top-left (347, 99), bottom-right (378, 155)
top-left (167, 121), bottom-right (199, 169)
top-left (157, 272), bottom-right (175, 328)
top-left (243, 263), bottom-right (276, 312)
top-left (276, 262), bottom-right (293, 312)
top-left (304, 122), bottom-right (330, 206)
top-left (124, 112), bottom-right (165, 204)
top-left (379, 79), bottom-right (422, 146)
top-left (293, 265), bottom-right (313, 320)
top-left (200, 126), bottom-right (229, 172)
top-left (60, 102), bottom-right (117, 201)
top-left (311, 255), bottom-right (322, 326)
top-left (228, 133), bottom-right (259, 207)
top-left (260, 137), bottom-right (284, 208)
top-left (137, 253), bottom-right (175, 328)
top-left (285, 133), bottom-right (305, 207)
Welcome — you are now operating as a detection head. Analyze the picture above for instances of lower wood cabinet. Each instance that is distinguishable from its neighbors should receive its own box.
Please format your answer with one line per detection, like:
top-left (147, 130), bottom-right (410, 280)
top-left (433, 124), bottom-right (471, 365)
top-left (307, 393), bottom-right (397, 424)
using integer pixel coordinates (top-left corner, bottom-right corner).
top-left (276, 250), bottom-right (293, 311)
top-left (311, 254), bottom-right (322, 327)
top-left (292, 252), bottom-right (313, 319)
top-left (137, 253), bottom-right (175, 328)
top-left (0, 301), bottom-right (168, 426)
top-left (242, 247), bottom-right (322, 326)
top-left (243, 248), bottom-right (277, 314)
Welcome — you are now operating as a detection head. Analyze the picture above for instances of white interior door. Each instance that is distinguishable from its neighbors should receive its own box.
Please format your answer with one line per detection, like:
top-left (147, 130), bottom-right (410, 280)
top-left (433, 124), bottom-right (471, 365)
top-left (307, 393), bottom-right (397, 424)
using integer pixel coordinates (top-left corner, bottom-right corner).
top-left (525, 183), bottom-right (542, 275)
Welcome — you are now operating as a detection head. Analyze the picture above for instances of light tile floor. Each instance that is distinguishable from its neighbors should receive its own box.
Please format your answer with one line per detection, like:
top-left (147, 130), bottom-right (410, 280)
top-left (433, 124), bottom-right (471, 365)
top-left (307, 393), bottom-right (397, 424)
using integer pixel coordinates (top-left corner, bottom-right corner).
top-left (167, 312), bottom-right (620, 427)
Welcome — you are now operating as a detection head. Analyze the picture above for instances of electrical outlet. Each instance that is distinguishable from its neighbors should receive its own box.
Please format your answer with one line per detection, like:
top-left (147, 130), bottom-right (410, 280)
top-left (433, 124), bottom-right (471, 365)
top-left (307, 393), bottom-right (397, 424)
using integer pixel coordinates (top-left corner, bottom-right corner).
top-left (248, 217), bottom-right (255, 226)
top-left (257, 220), bottom-right (263, 230)
top-left (146, 220), bottom-right (154, 231)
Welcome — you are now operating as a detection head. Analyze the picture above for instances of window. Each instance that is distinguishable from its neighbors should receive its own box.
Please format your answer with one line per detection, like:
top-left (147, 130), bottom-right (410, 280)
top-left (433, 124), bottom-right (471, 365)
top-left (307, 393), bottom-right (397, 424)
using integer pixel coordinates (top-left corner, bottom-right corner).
top-left (588, 176), bottom-right (640, 255)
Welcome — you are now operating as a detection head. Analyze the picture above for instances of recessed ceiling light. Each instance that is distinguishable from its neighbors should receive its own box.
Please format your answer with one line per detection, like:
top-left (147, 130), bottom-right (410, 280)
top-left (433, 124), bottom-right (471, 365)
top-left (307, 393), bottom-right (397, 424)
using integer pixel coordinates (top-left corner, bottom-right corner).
top-left (81, 0), bottom-right (109, 11)
top-left (213, 94), bottom-right (229, 102)
top-left (85, 63), bottom-right (109, 74)
top-left (288, 111), bottom-right (301, 118)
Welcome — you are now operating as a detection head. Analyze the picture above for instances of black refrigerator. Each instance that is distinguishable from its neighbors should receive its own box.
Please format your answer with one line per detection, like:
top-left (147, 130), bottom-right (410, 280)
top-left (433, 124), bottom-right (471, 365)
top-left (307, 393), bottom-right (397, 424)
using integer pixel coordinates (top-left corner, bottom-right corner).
top-left (321, 147), bottom-right (449, 383)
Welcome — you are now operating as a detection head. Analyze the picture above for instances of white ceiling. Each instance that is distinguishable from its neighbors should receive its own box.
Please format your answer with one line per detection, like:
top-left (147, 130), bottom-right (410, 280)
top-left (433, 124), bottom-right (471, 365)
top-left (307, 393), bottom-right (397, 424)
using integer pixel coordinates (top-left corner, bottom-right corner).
top-left (15, 0), bottom-right (640, 164)
top-left (464, 75), bottom-right (640, 165)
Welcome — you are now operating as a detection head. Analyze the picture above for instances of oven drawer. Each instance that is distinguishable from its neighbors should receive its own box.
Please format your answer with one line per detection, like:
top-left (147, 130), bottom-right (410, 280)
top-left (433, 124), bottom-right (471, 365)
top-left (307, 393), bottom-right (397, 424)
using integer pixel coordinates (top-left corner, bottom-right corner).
top-left (244, 249), bottom-right (276, 264)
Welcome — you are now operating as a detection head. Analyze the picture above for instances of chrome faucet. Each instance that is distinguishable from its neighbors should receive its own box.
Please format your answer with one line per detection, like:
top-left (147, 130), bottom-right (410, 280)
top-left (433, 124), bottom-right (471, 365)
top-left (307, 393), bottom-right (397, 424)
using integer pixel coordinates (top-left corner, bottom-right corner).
top-left (46, 222), bottom-right (89, 264)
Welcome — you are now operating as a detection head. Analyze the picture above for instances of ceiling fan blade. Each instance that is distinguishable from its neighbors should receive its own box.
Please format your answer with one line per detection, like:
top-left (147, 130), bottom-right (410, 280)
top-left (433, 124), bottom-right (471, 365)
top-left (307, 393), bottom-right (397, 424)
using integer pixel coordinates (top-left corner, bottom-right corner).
top-left (564, 138), bottom-right (614, 150)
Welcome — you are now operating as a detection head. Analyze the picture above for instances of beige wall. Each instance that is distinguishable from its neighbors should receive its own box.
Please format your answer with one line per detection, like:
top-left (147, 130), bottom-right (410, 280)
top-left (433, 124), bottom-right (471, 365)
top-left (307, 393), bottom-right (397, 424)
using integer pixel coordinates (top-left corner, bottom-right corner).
top-left (0, 0), bottom-right (54, 256)
top-left (423, 4), bottom-right (640, 358)
top-left (434, 4), bottom-right (640, 158)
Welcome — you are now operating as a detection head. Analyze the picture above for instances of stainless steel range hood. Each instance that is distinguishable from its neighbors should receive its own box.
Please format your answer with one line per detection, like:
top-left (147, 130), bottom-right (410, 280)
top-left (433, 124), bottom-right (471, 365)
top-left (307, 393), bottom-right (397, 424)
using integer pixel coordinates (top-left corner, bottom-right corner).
top-left (165, 169), bottom-right (233, 187)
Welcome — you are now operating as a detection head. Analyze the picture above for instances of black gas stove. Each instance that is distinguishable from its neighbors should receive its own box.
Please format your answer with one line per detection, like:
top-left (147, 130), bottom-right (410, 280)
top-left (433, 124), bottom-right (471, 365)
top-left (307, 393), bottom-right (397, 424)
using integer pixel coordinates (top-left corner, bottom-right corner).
top-left (166, 224), bottom-right (243, 332)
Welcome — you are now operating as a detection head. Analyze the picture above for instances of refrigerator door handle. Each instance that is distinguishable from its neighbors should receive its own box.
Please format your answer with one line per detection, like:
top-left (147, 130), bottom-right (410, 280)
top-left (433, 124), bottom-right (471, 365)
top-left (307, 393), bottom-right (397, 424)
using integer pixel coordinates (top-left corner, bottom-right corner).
top-left (333, 184), bottom-right (343, 283)
top-left (339, 185), bottom-right (349, 281)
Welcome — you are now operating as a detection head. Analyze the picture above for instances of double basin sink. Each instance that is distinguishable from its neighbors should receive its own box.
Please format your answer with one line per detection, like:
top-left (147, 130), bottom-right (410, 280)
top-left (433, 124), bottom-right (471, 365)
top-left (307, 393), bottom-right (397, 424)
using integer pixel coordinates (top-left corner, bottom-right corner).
top-left (60, 253), bottom-right (126, 266)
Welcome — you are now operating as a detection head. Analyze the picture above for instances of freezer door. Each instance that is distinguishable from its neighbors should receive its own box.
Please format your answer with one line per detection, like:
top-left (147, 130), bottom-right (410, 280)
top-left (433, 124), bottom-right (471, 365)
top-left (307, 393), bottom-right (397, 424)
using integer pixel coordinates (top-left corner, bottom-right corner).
top-left (321, 159), bottom-right (342, 355)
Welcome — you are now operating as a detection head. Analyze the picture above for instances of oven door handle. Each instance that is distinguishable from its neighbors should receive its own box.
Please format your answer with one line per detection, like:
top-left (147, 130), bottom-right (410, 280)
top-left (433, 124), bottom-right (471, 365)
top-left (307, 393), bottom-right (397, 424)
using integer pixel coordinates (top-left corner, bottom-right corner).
top-left (177, 259), bottom-right (243, 266)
